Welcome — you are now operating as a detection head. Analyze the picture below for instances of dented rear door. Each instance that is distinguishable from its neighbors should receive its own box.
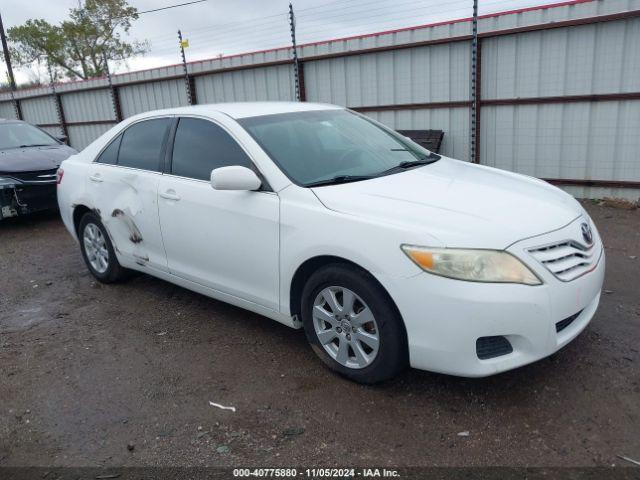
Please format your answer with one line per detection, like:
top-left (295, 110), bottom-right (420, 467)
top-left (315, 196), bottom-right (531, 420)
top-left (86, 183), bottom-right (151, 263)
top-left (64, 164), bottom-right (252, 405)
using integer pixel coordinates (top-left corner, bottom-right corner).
top-left (87, 117), bottom-right (172, 272)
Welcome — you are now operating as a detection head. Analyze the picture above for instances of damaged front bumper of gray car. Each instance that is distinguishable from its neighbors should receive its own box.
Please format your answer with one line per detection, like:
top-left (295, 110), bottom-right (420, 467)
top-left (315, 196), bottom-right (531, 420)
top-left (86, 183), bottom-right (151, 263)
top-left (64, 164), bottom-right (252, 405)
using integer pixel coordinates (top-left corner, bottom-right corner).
top-left (0, 174), bottom-right (58, 220)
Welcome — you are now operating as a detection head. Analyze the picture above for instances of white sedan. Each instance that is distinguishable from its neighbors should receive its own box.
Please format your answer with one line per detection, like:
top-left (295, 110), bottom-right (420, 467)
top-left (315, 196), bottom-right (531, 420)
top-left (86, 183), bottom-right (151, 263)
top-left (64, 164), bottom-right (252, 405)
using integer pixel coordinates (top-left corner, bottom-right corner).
top-left (57, 102), bottom-right (605, 383)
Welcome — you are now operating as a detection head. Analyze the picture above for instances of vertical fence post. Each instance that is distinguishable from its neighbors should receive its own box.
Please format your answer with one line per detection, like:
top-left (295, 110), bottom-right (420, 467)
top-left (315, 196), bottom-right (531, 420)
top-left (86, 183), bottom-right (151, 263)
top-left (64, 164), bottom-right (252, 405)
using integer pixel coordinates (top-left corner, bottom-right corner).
top-left (46, 58), bottom-right (68, 142)
top-left (470, 0), bottom-right (480, 164)
top-left (5, 73), bottom-right (22, 120)
top-left (178, 30), bottom-right (196, 105)
top-left (103, 52), bottom-right (122, 122)
top-left (288, 3), bottom-right (303, 102)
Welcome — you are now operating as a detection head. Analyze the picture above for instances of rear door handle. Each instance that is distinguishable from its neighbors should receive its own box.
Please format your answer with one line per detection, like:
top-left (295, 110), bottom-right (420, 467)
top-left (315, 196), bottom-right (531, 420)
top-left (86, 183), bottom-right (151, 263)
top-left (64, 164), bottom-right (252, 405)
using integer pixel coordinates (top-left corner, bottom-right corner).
top-left (160, 190), bottom-right (181, 201)
top-left (89, 173), bottom-right (103, 183)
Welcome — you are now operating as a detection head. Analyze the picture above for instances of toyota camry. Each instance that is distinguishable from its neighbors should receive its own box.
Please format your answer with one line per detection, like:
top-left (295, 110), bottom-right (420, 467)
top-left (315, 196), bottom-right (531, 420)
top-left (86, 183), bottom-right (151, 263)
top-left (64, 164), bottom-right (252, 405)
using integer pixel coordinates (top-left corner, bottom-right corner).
top-left (57, 102), bottom-right (605, 383)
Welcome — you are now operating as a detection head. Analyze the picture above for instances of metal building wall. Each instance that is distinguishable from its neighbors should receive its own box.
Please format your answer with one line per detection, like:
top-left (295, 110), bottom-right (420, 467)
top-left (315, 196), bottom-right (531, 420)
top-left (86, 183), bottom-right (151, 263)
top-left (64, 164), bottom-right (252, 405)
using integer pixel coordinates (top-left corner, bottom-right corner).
top-left (119, 79), bottom-right (189, 118)
top-left (20, 96), bottom-right (59, 126)
top-left (480, 16), bottom-right (640, 198)
top-left (0, 101), bottom-right (18, 120)
top-left (67, 124), bottom-right (114, 150)
top-left (195, 64), bottom-right (295, 103)
top-left (304, 42), bottom-right (470, 106)
top-left (303, 41), bottom-right (470, 159)
top-left (61, 89), bottom-right (114, 122)
top-left (482, 19), bottom-right (640, 98)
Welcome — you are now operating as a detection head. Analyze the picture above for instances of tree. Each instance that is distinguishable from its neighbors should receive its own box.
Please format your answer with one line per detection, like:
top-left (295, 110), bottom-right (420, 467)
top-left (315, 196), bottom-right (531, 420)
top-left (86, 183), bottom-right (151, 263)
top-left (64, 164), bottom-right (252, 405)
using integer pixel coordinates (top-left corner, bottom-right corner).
top-left (7, 0), bottom-right (148, 80)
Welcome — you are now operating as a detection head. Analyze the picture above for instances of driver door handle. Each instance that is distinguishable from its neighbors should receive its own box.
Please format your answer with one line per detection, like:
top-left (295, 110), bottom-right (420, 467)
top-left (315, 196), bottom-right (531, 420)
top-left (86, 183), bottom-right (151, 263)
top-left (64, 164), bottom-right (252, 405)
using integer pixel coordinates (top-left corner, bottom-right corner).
top-left (160, 190), bottom-right (181, 201)
top-left (89, 173), bottom-right (103, 183)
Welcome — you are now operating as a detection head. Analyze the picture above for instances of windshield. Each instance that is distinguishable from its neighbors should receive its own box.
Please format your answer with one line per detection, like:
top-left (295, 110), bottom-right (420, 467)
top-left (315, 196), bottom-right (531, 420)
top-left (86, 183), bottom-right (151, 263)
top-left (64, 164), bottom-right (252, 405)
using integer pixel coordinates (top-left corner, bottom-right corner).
top-left (0, 122), bottom-right (59, 150)
top-left (239, 110), bottom-right (439, 187)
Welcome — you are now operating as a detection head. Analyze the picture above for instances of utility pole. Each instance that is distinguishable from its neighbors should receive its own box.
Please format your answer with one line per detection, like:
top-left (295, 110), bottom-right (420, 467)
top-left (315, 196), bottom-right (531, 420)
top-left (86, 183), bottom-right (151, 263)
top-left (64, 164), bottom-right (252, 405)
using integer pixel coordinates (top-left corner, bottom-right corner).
top-left (288, 3), bottom-right (302, 102)
top-left (1, 12), bottom-right (22, 119)
top-left (178, 30), bottom-right (195, 105)
top-left (5, 72), bottom-right (20, 120)
top-left (469, 0), bottom-right (480, 163)
top-left (0, 11), bottom-right (17, 90)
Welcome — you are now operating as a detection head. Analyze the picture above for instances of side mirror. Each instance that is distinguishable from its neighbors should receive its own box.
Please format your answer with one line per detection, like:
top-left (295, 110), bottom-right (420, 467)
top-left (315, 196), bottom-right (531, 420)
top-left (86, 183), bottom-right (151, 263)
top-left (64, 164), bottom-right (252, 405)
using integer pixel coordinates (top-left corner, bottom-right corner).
top-left (210, 166), bottom-right (262, 191)
top-left (57, 134), bottom-right (68, 144)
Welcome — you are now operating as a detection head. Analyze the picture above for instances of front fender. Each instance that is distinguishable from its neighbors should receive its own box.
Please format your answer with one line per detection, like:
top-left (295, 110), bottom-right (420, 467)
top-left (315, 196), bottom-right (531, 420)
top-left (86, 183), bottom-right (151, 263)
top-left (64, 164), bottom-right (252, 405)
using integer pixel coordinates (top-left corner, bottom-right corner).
top-left (278, 186), bottom-right (438, 315)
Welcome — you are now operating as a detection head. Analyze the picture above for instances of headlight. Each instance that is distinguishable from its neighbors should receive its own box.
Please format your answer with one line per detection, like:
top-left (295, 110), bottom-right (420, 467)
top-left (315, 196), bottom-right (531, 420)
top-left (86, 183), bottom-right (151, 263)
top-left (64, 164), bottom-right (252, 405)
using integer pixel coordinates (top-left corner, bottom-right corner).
top-left (401, 245), bottom-right (542, 285)
top-left (0, 176), bottom-right (18, 187)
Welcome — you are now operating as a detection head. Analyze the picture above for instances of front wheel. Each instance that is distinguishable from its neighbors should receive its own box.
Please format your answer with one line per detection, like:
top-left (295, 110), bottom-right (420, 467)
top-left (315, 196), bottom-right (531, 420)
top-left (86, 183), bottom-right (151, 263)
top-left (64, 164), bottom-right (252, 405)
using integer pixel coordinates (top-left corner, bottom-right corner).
top-left (301, 264), bottom-right (408, 384)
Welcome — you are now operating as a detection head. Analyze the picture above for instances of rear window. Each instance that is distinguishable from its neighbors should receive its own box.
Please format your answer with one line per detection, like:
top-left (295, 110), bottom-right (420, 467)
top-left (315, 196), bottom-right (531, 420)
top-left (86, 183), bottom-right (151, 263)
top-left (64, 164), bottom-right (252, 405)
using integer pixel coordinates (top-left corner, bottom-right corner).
top-left (117, 118), bottom-right (171, 171)
top-left (96, 134), bottom-right (121, 165)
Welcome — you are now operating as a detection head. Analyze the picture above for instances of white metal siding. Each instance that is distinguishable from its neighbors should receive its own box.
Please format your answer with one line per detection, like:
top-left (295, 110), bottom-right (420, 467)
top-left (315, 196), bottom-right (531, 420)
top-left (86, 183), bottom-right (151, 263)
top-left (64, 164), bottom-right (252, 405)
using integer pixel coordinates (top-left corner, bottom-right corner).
top-left (61, 89), bottom-right (115, 122)
top-left (20, 96), bottom-right (59, 125)
top-left (304, 42), bottom-right (470, 107)
top-left (482, 17), bottom-right (640, 99)
top-left (194, 64), bottom-right (295, 103)
top-left (0, 101), bottom-right (18, 120)
top-left (481, 100), bottom-right (640, 181)
top-left (67, 123), bottom-right (114, 151)
top-left (119, 79), bottom-right (189, 117)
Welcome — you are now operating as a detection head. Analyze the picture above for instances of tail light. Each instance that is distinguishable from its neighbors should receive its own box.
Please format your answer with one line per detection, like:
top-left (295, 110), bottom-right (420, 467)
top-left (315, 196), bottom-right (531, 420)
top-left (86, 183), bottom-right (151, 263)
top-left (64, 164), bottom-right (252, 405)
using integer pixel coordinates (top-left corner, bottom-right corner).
top-left (56, 168), bottom-right (64, 185)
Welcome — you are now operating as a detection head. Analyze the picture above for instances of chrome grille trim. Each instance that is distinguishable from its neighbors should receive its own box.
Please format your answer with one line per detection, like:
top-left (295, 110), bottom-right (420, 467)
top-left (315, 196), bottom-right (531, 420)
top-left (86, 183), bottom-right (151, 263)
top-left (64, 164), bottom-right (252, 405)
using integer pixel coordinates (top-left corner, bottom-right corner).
top-left (528, 239), bottom-right (601, 282)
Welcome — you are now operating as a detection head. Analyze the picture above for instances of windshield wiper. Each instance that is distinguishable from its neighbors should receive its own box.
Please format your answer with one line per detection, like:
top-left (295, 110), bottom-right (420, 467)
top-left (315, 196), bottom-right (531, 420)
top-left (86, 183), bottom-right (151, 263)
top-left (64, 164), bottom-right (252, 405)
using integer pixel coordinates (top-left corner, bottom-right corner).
top-left (19, 143), bottom-right (53, 148)
top-left (379, 159), bottom-right (433, 175)
top-left (306, 174), bottom-right (375, 187)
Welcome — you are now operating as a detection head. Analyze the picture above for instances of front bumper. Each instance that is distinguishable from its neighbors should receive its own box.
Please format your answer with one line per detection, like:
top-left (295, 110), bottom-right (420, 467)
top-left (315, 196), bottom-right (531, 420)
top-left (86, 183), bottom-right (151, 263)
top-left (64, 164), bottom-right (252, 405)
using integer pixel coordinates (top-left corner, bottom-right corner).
top-left (380, 216), bottom-right (605, 377)
top-left (0, 182), bottom-right (58, 219)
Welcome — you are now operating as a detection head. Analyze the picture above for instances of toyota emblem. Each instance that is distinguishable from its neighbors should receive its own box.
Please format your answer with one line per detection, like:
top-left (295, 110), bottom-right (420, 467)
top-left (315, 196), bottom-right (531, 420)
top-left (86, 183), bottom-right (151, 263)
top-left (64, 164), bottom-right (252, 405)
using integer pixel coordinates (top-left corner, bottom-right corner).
top-left (581, 223), bottom-right (593, 245)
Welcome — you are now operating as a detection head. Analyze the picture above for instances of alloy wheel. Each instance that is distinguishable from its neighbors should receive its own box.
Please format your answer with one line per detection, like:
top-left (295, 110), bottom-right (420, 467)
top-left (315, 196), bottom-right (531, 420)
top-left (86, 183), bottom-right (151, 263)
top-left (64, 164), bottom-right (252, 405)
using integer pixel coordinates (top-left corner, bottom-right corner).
top-left (312, 286), bottom-right (380, 369)
top-left (83, 223), bottom-right (109, 274)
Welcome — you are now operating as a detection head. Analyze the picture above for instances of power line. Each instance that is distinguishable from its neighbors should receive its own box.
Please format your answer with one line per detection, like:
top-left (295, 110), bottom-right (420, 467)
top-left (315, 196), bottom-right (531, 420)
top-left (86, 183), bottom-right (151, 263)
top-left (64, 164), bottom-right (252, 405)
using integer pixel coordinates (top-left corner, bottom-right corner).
top-left (297, 0), bottom-right (469, 24)
top-left (144, 13), bottom-right (287, 42)
top-left (148, 0), bottom-right (469, 48)
top-left (135, 0), bottom-right (208, 16)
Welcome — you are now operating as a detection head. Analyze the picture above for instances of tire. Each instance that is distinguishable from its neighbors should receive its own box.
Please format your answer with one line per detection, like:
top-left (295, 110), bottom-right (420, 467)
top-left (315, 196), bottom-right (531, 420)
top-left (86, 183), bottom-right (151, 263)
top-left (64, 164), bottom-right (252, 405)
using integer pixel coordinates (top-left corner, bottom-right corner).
top-left (78, 212), bottom-right (129, 283)
top-left (301, 263), bottom-right (408, 384)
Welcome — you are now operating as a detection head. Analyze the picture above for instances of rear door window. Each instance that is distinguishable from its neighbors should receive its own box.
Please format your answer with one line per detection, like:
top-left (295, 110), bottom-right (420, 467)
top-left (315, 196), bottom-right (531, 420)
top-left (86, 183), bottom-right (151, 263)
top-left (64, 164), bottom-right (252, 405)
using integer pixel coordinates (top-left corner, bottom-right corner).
top-left (96, 134), bottom-right (122, 165)
top-left (171, 117), bottom-right (252, 181)
top-left (117, 118), bottom-right (171, 171)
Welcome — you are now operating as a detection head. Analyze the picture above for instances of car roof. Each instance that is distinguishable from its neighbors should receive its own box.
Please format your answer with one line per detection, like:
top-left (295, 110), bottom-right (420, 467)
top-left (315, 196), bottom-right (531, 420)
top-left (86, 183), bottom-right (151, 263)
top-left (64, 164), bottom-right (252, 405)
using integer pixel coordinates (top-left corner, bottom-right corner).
top-left (131, 101), bottom-right (344, 121)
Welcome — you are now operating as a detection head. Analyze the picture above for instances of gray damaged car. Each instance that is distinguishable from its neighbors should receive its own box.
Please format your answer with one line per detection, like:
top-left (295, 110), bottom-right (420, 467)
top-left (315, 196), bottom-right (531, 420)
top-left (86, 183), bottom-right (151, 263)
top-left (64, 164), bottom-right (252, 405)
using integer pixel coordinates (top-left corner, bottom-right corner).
top-left (0, 119), bottom-right (77, 220)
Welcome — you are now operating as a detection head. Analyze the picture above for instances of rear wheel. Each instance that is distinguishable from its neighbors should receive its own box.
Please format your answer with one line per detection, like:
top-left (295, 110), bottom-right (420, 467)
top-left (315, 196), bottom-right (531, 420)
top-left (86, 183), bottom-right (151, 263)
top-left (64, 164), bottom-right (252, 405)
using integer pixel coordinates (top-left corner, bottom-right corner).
top-left (78, 212), bottom-right (129, 283)
top-left (301, 264), bottom-right (408, 383)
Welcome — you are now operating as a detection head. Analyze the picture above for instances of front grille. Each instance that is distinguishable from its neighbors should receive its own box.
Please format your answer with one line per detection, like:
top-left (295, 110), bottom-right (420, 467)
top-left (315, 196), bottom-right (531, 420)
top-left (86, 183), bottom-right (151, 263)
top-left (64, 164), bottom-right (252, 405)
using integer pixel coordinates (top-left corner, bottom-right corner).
top-left (556, 310), bottom-right (582, 333)
top-left (476, 336), bottom-right (513, 360)
top-left (5, 169), bottom-right (58, 184)
top-left (528, 240), bottom-right (598, 282)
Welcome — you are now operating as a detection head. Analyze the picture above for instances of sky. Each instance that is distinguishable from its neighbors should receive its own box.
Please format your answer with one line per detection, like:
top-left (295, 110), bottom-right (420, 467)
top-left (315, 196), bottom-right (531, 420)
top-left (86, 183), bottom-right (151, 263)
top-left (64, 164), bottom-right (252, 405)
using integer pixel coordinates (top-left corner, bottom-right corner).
top-left (0, 0), bottom-right (564, 85)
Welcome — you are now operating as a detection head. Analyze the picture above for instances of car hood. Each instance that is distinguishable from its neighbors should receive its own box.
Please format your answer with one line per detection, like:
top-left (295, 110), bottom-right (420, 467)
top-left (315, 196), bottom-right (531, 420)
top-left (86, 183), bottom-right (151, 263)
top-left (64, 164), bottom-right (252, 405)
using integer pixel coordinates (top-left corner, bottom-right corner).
top-left (311, 158), bottom-right (583, 249)
top-left (0, 144), bottom-right (77, 173)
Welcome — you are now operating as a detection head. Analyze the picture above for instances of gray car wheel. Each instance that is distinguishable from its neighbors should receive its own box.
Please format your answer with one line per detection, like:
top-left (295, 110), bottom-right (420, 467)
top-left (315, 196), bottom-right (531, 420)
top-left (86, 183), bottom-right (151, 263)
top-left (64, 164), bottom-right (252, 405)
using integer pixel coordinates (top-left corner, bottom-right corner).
top-left (301, 263), bottom-right (408, 384)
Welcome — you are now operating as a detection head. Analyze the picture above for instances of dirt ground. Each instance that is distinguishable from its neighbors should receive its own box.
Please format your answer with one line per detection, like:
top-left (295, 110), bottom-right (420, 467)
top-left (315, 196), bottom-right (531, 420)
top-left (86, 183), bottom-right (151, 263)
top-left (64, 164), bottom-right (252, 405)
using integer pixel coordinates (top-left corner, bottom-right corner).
top-left (0, 201), bottom-right (638, 468)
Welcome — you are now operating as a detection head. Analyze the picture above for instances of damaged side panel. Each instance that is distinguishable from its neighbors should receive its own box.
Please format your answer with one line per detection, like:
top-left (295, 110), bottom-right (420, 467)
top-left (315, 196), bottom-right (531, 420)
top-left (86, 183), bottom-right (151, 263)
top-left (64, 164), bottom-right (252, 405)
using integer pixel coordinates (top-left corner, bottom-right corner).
top-left (87, 167), bottom-right (167, 271)
top-left (111, 208), bottom-right (144, 243)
